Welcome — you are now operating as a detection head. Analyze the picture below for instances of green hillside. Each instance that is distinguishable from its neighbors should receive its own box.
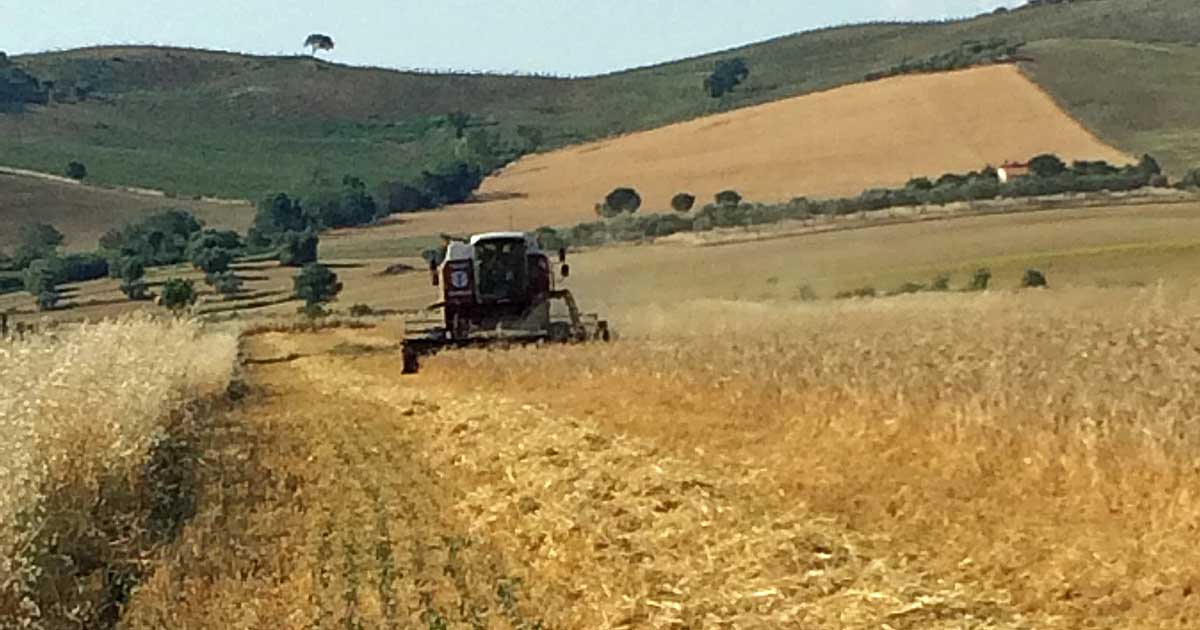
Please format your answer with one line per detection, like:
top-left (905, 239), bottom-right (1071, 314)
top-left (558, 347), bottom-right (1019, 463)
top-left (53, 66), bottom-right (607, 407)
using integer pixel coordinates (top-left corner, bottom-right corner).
top-left (1, 0), bottom-right (1198, 202)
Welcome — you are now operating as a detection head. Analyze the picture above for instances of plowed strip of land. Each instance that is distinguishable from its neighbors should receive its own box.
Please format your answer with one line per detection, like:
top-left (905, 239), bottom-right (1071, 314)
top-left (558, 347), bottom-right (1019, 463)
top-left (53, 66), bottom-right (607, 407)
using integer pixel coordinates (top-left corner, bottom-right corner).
top-left (122, 327), bottom-right (1044, 629)
top-left (367, 64), bottom-right (1129, 239)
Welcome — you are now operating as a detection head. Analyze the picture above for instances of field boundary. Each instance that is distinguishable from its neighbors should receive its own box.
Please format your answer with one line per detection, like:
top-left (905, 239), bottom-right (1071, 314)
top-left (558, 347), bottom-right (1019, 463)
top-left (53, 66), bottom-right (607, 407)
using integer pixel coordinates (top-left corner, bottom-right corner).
top-left (672, 188), bottom-right (1200, 250)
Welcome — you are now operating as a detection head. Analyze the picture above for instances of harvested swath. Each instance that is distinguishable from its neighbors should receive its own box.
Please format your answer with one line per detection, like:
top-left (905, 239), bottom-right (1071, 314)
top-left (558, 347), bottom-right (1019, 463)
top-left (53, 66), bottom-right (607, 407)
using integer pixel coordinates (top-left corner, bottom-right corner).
top-left (426, 286), bottom-right (1200, 628)
top-left (336, 368), bottom-right (1036, 628)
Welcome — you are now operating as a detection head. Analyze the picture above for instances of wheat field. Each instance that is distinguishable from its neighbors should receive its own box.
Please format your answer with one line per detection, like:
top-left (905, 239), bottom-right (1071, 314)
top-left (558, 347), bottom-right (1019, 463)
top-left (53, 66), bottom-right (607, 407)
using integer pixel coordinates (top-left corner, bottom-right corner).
top-left (0, 316), bottom-right (238, 629)
top-left (422, 287), bottom-right (1200, 628)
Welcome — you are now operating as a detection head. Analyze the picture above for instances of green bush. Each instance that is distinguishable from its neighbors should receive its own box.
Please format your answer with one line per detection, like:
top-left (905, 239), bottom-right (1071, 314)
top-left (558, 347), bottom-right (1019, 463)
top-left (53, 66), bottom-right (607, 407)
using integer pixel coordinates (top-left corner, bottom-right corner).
top-left (100, 209), bottom-right (203, 267)
top-left (1182, 169), bottom-right (1200, 189)
top-left (208, 271), bottom-right (243, 296)
top-left (278, 231), bottom-right (319, 267)
top-left (64, 161), bottom-right (88, 180)
top-left (23, 260), bottom-right (59, 306)
top-left (671, 193), bottom-right (696, 213)
top-left (13, 223), bottom-right (64, 269)
top-left (160, 278), bottom-right (197, 312)
top-left (117, 257), bottom-right (148, 300)
top-left (715, 190), bottom-right (742, 207)
top-left (1030, 154), bottom-right (1067, 178)
top-left (704, 57), bottom-right (750, 98)
top-left (191, 246), bottom-right (233, 275)
top-left (598, 187), bottom-right (642, 217)
top-left (692, 216), bottom-right (714, 232)
top-left (293, 264), bottom-right (343, 313)
top-left (534, 227), bottom-right (568, 252)
top-left (966, 268), bottom-right (992, 291)
top-left (1022, 269), bottom-right (1048, 288)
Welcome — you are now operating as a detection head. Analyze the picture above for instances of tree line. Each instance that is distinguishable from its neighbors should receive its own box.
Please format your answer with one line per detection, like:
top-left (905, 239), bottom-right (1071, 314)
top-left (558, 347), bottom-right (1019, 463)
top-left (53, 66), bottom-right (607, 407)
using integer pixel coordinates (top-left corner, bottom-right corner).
top-left (534, 153), bottom-right (1175, 250)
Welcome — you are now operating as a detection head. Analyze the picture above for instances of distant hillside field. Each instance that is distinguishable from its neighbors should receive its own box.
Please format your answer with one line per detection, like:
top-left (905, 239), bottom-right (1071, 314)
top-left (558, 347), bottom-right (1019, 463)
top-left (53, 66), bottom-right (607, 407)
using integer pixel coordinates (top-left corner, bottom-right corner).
top-left (330, 65), bottom-right (1129, 240)
top-left (0, 0), bottom-right (1197, 202)
top-left (0, 171), bottom-right (252, 251)
top-left (0, 0), bottom-right (1197, 249)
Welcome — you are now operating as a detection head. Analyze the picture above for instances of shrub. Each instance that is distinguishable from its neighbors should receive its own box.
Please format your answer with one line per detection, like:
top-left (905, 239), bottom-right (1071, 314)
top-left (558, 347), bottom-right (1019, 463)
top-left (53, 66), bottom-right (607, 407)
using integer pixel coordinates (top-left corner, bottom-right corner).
top-left (671, 193), bottom-right (696, 213)
top-left (796, 285), bottom-right (819, 301)
top-left (1022, 269), bottom-right (1048, 288)
top-left (835, 287), bottom-right (877, 300)
top-left (248, 193), bottom-right (310, 248)
top-left (715, 190), bottom-right (743, 207)
top-left (692, 216), bottom-right (714, 232)
top-left (534, 227), bottom-right (568, 252)
top-left (1029, 154), bottom-right (1067, 178)
top-left (308, 176), bottom-right (382, 229)
top-left (100, 210), bottom-right (203, 267)
top-left (704, 57), bottom-right (750, 98)
top-left (117, 257), bottom-right (148, 300)
top-left (349, 303), bottom-right (374, 317)
top-left (23, 260), bottom-right (60, 310)
top-left (598, 187), bottom-right (642, 217)
top-left (930, 275), bottom-right (951, 291)
top-left (1180, 169), bottom-right (1200, 189)
top-left (967, 268), bottom-right (992, 291)
top-left (892, 281), bottom-right (927, 295)
top-left (278, 231), bottom-right (319, 267)
top-left (191, 246), bottom-right (233, 275)
top-left (293, 264), bottom-right (343, 314)
top-left (160, 278), bottom-right (197, 312)
top-left (64, 161), bottom-right (88, 180)
top-left (208, 271), bottom-right (243, 297)
top-left (13, 223), bottom-right (64, 269)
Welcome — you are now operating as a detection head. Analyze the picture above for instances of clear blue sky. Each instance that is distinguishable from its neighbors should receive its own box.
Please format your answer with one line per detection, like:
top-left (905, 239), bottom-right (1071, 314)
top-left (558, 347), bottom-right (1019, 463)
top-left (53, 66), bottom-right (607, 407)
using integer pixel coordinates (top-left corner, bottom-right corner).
top-left (1, 0), bottom-right (1021, 76)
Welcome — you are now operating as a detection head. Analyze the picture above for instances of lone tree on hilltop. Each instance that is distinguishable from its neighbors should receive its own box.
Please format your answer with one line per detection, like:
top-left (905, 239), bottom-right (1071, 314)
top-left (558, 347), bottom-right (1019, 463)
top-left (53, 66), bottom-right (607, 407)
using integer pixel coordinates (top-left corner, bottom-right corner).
top-left (304, 34), bottom-right (335, 56)
top-left (704, 57), bottom-right (750, 98)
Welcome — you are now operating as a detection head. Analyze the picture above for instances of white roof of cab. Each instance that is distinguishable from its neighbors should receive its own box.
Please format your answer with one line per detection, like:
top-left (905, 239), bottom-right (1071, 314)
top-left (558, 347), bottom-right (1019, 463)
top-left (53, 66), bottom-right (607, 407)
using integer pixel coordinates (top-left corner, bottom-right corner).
top-left (470, 231), bottom-right (530, 244)
top-left (469, 232), bottom-right (540, 251)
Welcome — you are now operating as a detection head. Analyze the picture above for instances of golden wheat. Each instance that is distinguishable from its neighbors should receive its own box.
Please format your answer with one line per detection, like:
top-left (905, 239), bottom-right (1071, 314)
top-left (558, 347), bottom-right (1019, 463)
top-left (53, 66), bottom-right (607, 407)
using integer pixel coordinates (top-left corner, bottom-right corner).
top-left (425, 285), bottom-right (1200, 628)
top-left (0, 315), bottom-right (238, 629)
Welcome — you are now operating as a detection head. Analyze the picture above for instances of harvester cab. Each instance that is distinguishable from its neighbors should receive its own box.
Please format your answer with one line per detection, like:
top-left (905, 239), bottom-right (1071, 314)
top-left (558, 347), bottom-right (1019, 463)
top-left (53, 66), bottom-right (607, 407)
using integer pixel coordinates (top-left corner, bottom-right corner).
top-left (402, 231), bottom-right (610, 373)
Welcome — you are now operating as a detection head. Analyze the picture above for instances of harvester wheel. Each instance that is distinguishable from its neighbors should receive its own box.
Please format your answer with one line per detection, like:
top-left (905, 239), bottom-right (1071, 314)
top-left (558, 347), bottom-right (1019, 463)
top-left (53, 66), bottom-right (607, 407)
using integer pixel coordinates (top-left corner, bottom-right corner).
top-left (597, 321), bottom-right (612, 342)
top-left (402, 346), bottom-right (420, 374)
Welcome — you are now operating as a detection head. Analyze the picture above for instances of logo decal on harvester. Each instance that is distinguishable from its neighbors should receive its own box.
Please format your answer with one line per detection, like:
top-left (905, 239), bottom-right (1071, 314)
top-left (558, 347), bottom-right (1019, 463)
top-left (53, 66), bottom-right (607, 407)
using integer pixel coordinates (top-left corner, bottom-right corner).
top-left (450, 270), bottom-right (470, 289)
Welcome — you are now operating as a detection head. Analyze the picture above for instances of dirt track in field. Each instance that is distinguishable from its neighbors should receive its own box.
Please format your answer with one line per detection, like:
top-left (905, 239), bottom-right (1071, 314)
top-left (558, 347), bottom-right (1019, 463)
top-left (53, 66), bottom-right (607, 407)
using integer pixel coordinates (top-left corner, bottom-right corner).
top-left (122, 326), bottom-right (1045, 629)
top-left (368, 64), bottom-right (1129, 239)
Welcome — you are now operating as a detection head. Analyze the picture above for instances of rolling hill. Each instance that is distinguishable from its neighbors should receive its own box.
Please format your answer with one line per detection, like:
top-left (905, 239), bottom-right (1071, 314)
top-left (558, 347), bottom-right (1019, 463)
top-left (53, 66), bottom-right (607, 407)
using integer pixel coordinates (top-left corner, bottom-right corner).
top-left (429, 65), bottom-right (1128, 234)
top-left (0, 170), bottom-right (252, 251)
top-left (1, 0), bottom-right (1198, 249)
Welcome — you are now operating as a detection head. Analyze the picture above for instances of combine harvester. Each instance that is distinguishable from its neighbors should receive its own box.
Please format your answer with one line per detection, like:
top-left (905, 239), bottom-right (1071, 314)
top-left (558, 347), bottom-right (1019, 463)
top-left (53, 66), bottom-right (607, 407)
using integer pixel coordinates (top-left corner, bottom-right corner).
top-left (401, 231), bottom-right (611, 373)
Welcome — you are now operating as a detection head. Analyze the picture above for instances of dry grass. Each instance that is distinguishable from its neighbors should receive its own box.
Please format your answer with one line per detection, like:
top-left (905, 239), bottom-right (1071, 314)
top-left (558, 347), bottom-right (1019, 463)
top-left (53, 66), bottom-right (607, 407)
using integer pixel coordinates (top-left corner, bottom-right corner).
top-left (123, 329), bottom-right (1039, 628)
top-left (423, 287), bottom-right (1200, 628)
top-left (0, 315), bottom-right (238, 629)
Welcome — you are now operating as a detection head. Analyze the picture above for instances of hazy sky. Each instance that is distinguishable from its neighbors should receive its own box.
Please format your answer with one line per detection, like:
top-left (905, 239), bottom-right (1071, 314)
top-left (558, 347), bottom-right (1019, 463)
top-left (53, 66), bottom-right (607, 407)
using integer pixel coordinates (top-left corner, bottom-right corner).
top-left (2, 0), bottom-right (1022, 76)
